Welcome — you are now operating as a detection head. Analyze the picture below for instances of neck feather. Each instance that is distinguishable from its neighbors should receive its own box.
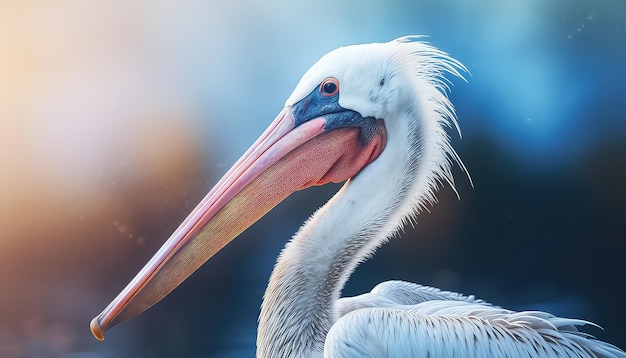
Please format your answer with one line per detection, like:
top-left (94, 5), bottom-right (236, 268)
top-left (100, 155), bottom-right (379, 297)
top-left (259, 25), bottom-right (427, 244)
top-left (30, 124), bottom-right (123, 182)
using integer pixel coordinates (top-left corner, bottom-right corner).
top-left (256, 81), bottom-right (462, 358)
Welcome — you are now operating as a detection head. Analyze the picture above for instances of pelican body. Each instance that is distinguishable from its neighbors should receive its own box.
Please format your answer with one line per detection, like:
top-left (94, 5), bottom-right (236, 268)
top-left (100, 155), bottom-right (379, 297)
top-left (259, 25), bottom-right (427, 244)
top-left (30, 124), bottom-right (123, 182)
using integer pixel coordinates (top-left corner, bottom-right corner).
top-left (91, 37), bottom-right (625, 357)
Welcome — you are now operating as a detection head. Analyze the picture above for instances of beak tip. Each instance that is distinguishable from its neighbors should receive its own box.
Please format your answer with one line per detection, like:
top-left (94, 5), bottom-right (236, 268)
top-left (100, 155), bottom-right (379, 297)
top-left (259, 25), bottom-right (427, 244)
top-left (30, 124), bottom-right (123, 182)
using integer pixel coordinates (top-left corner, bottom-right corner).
top-left (90, 317), bottom-right (105, 341)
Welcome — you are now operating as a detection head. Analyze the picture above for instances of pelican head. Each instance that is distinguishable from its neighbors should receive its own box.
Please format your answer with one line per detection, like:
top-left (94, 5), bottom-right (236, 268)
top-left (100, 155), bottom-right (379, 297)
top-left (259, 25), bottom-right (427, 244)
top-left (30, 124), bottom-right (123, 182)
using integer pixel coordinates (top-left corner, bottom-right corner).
top-left (88, 36), bottom-right (626, 358)
top-left (90, 36), bottom-right (466, 342)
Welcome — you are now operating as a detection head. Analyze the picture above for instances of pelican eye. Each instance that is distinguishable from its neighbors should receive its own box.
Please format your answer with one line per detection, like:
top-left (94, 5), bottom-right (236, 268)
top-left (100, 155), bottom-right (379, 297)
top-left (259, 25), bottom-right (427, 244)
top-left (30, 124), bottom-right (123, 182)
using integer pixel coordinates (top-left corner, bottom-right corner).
top-left (319, 78), bottom-right (340, 97)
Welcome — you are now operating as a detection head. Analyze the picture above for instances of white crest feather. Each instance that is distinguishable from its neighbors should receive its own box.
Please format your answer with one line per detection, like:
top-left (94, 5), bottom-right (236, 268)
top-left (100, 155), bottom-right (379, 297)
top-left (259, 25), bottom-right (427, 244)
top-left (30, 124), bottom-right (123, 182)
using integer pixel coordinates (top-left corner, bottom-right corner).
top-left (257, 37), bottom-right (624, 358)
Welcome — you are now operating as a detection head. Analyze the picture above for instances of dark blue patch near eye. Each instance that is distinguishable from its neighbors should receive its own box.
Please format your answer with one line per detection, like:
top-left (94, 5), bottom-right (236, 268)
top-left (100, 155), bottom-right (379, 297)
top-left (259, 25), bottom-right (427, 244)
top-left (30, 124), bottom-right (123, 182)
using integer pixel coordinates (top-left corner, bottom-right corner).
top-left (292, 84), bottom-right (342, 127)
top-left (292, 81), bottom-right (376, 131)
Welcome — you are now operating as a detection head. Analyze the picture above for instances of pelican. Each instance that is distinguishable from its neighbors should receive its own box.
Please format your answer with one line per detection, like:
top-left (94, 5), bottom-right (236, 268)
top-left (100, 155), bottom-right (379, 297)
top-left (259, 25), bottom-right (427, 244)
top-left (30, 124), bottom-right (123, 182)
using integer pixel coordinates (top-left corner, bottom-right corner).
top-left (90, 37), bottom-right (624, 357)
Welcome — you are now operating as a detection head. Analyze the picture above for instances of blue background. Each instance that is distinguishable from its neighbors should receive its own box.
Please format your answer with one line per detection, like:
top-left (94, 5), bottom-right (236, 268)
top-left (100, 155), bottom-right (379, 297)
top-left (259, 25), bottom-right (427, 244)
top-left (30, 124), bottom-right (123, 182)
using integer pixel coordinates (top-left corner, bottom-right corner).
top-left (0, 0), bottom-right (623, 357)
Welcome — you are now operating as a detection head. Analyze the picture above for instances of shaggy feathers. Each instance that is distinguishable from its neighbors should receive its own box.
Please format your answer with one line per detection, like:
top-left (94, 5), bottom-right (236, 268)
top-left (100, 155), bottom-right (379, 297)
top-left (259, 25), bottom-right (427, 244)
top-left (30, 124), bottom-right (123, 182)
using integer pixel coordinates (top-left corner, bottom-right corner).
top-left (331, 281), bottom-right (624, 357)
top-left (257, 37), bottom-right (624, 358)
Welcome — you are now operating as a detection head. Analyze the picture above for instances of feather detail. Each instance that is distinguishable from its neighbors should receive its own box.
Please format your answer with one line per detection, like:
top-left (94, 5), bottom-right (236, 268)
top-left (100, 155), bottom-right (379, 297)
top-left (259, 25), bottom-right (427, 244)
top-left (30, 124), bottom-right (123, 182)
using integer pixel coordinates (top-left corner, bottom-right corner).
top-left (327, 296), bottom-right (625, 358)
top-left (257, 37), bottom-right (624, 358)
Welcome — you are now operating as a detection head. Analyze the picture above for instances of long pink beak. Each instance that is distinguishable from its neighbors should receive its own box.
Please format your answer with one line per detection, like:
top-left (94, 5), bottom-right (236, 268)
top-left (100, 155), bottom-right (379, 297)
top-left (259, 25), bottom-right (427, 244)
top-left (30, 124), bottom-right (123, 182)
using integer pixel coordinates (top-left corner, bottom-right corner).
top-left (90, 107), bottom-right (386, 340)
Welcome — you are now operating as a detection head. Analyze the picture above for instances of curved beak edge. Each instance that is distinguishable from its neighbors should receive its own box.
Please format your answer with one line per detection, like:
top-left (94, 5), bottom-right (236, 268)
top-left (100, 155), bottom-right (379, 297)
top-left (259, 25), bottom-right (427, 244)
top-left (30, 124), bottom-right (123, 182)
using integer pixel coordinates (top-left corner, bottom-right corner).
top-left (90, 108), bottom-right (386, 340)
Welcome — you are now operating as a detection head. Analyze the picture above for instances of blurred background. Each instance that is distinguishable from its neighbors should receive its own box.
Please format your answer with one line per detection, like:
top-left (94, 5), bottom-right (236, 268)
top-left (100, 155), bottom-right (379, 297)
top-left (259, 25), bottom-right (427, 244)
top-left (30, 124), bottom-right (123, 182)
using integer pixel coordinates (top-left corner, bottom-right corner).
top-left (0, 0), bottom-right (624, 356)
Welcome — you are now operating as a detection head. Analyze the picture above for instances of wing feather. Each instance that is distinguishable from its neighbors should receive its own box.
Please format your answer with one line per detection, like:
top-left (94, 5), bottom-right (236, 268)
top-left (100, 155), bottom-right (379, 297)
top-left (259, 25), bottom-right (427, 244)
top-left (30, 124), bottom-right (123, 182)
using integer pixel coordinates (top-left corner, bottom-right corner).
top-left (327, 281), bottom-right (625, 358)
top-left (336, 280), bottom-right (488, 317)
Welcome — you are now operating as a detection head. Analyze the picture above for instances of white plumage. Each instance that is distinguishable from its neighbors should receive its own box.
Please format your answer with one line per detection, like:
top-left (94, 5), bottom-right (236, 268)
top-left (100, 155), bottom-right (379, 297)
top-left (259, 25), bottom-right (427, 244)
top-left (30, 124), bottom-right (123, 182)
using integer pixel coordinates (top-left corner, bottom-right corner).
top-left (256, 37), bottom-right (624, 357)
top-left (328, 281), bottom-right (624, 357)
top-left (91, 36), bottom-right (625, 358)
